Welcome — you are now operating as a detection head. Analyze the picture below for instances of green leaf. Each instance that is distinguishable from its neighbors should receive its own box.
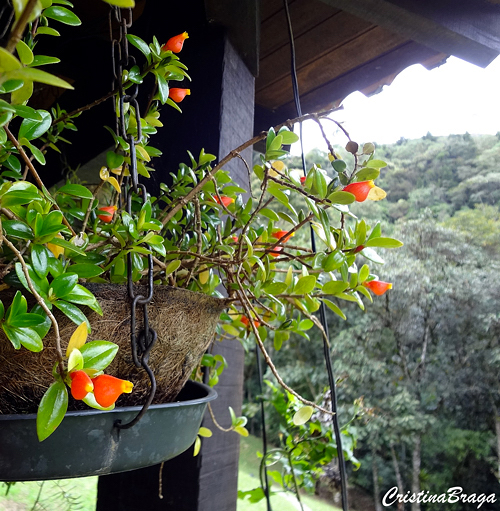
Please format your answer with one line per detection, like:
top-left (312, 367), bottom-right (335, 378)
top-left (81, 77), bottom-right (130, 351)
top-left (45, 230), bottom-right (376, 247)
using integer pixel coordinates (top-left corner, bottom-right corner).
top-left (48, 236), bottom-right (86, 256)
top-left (259, 208), bottom-right (280, 222)
top-left (57, 183), bottom-right (94, 199)
top-left (358, 264), bottom-right (370, 283)
top-left (64, 285), bottom-right (102, 315)
top-left (360, 247), bottom-right (385, 264)
top-left (12, 104), bottom-right (42, 119)
top-left (278, 129), bottom-right (299, 145)
top-left (327, 191), bottom-right (355, 205)
top-left (0, 47), bottom-right (22, 72)
top-left (2, 324), bottom-right (43, 351)
top-left (363, 237), bottom-right (403, 249)
top-left (68, 263), bottom-right (104, 278)
top-left (365, 159), bottom-right (386, 168)
top-left (30, 55), bottom-right (61, 67)
top-left (53, 300), bottom-right (89, 330)
top-left (36, 26), bottom-right (61, 36)
top-left (293, 406), bottom-right (314, 426)
top-left (67, 347), bottom-right (84, 372)
top-left (332, 159), bottom-right (347, 173)
top-left (37, 381), bottom-right (68, 441)
top-left (2, 219), bottom-right (34, 240)
top-left (31, 244), bottom-right (50, 278)
top-left (263, 281), bottom-right (288, 295)
top-left (356, 167), bottom-right (380, 181)
top-left (16, 40), bottom-right (34, 65)
top-left (80, 341), bottom-right (119, 371)
top-left (127, 34), bottom-right (150, 58)
top-left (156, 73), bottom-right (169, 104)
top-left (49, 273), bottom-right (78, 298)
top-left (298, 319), bottom-right (313, 330)
top-left (8, 67), bottom-right (73, 89)
top-left (106, 151), bottom-right (124, 170)
top-left (322, 281), bottom-right (349, 295)
top-left (43, 5), bottom-right (81, 25)
top-left (294, 275), bottom-right (317, 295)
top-left (321, 298), bottom-right (346, 320)
top-left (165, 260), bottom-right (181, 276)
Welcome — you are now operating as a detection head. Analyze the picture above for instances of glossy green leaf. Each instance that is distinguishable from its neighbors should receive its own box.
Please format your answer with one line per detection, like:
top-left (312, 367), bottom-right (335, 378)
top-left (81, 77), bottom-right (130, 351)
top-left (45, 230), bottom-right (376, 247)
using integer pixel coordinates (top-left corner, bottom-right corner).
top-left (294, 275), bottom-right (317, 295)
top-left (127, 34), bottom-right (150, 58)
top-left (356, 167), bottom-right (380, 181)
top-left (36, 26), bottom-right (60, 36)
top-left (80, 341), bottom-right (119, 371)
top-left (156, 73), bottom-right (169, 104)
top-left (53, 300), bottom-right (90, 330)
top-left (263, 281), bottom-right (288, 295)
top-left (320, 298), bottom-right (346, 320)
top-left (16, 40), bottom-right (34, 65)
top-left (2, 324), bottom-right (43, 351)
top-left (30, 55), bottom-right (61, 66)
top-left (322, 281), bottom-right (349, 295)
top-left (31, 245), bottom-right (50, 279)
top-left (37, 381), bottom-right (68, 441)
top-left (49, 273), bottom-right (78, 298)
top-left (68, 263), bottom-right (104, 278)
top-left (0, 47), bottom-right (22, 72)
top-left (327, 191), bottom-right (355, 205)
top-left (364, 237), bottom-right (403, 249)
top-left (43, 5), bottom-right (81, 25)
top-left (293, 406), bottom-right (314, 426)
top-left (19, 110), bottom-right (52, 140)
top-left (8, 67), bottom-right (73, 89)
top-left (2, 219), bottom-right (34, 240)
top-left (57, 183), bottom-right (94, 199)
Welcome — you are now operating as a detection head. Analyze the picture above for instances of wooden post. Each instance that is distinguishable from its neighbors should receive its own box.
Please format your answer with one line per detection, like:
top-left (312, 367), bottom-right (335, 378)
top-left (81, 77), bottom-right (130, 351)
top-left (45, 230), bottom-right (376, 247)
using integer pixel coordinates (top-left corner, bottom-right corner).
top-left (96, 1), bottom-right (254, 509)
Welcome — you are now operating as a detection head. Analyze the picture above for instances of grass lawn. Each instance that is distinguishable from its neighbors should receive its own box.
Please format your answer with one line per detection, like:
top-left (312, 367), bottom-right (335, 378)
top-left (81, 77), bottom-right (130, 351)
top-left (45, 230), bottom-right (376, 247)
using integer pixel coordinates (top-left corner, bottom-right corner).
top-left (238, 434), bottom-right (342, 511)
top-left (0, 435), bottom-right (340, 511)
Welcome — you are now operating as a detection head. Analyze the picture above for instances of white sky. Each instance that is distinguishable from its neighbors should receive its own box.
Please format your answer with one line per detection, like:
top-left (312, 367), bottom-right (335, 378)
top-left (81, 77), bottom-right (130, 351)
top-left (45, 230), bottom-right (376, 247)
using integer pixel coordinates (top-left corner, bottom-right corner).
top-left (292, 55), bottom-right (500, 154)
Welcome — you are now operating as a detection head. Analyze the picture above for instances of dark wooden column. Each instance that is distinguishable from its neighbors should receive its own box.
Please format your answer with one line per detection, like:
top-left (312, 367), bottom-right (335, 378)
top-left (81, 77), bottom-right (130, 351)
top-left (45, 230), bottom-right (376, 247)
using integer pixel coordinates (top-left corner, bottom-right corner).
top-left (95, 1), bottom-right (254, 509)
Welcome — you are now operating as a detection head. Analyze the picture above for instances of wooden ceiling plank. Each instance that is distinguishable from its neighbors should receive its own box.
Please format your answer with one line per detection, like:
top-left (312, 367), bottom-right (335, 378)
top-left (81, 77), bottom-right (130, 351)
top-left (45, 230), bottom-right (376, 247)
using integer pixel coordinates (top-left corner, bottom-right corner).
top-left (256, 27), bottom-right (406, 110)
top-left (257, 11), bottom-right (374, 93)
top-left (260, 0), bottom-right (341, 59)
top-left (278, 42), bottom-right (445, 118)
top-left (317, 0), bottom-right (500, 67)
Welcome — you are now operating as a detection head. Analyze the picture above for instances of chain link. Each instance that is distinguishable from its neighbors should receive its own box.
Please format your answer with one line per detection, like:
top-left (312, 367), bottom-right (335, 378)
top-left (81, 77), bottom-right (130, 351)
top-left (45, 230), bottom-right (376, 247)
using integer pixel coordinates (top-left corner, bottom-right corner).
top-left (109, 6), bottom-right (157, 430)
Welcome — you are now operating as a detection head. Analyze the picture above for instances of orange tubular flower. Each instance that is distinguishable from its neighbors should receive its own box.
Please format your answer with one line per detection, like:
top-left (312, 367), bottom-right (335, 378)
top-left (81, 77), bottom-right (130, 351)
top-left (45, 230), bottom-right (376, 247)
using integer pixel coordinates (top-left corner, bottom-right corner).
top-left (241, 316), bottom-right (260, 329)
top-left (162, 31), bottom-right (189, 53)
top-left (271, 230), bottom-right (295, 242)
top-left (214, 195), bottom-right (234, 207)
top-left (343, 180), bottom-right (375, 202)
top-left (92, 374), bottom-right (134, 408)
top-left (69, 370), bottom-right (94, 400)
top-left (363, 280), bottom-right (392, 296)
top-left (168, 88), bottom-right (191, 103)
top-left (98, 205), bottom-right (117, 223)
top-left (269, 245), bottom-right (283, 258)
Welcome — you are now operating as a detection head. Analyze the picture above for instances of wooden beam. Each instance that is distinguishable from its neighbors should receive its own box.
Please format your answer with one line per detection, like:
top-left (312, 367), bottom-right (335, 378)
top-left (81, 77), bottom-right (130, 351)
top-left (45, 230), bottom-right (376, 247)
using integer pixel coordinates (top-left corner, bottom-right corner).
top-left (204, 0), bottom-right (260, 76)
top-left (318, 0), bottom-right (500, 67)
top-left (256, 26), bottom-right (406, 110)
top-left (254, 41), bottom-right (444, 133)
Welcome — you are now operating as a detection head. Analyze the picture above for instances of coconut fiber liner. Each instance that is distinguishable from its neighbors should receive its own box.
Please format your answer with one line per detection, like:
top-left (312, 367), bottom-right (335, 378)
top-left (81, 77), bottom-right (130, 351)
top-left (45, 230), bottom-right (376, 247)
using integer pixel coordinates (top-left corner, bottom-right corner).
top-left (0, 284), bottom-right (230, 414)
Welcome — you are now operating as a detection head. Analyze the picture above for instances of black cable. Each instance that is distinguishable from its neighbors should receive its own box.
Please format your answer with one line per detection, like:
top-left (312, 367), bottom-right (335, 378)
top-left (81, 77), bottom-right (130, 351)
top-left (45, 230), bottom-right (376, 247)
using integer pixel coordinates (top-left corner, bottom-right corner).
top-left (256, 344), bottom-right (273, 511)
top-left (282, 1), bottom-right (349, 509)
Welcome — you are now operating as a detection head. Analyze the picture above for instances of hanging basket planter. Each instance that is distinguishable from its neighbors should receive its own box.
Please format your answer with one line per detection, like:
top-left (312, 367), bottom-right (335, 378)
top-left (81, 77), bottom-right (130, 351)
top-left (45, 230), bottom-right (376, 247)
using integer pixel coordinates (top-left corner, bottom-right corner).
top-left (0, 380), bottom-right (216, 481)
top-left (0, 284), bottom-right (230, 414)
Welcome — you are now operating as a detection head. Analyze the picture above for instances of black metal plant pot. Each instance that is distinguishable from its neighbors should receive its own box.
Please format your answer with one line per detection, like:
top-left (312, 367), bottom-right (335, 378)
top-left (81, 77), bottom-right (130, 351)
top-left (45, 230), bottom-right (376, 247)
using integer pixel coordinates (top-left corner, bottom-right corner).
top-left (0, 380), bottom-right (216, 481)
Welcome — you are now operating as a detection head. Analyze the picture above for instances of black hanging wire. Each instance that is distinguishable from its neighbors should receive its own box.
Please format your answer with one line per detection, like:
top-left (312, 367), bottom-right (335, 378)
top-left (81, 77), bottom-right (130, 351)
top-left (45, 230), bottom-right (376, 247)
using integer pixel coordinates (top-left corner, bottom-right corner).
top-left (282, 1), bottom-right (349, 509)
top-left (256, 345), bottom-right (273, 511)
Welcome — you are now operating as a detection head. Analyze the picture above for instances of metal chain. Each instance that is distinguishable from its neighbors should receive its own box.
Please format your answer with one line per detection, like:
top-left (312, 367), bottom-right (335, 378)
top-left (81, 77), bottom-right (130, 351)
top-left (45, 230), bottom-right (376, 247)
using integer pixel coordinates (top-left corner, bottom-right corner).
top-left (109, 6), bottom-right (157, 430)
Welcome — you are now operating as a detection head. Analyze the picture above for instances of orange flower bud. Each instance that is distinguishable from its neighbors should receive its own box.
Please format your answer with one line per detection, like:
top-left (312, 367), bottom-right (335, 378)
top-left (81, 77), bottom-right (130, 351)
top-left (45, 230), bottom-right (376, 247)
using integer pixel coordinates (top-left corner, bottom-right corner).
top-left (168, 88), bottom-right (191, 103)
top-left (69, 370), bottom-right (94, 400)
top-left (343, 181), bottom-right (375, 202)
top-left (92, 374), bottom-right (134, 408)
top-left (271, 230), bottom-right (294, 242)
top-left (231, 236), bottom-right (239, 242)
top-left (300, 176), bottom-right (306, 185)
top-left (354, 245), bottom-right (365, 253)
top-left (269, 245), bottom-right (283, 258)
top-left (214, 195), bottom-right (234, 207)
top-left (162, 32), bottom-right (189, 53)
top-left (363, 280), bottom-right (392, 296)
top-left (241, 316), bottom-right (260, 329)
top-left (98, 205), bottom-right (117, 223)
